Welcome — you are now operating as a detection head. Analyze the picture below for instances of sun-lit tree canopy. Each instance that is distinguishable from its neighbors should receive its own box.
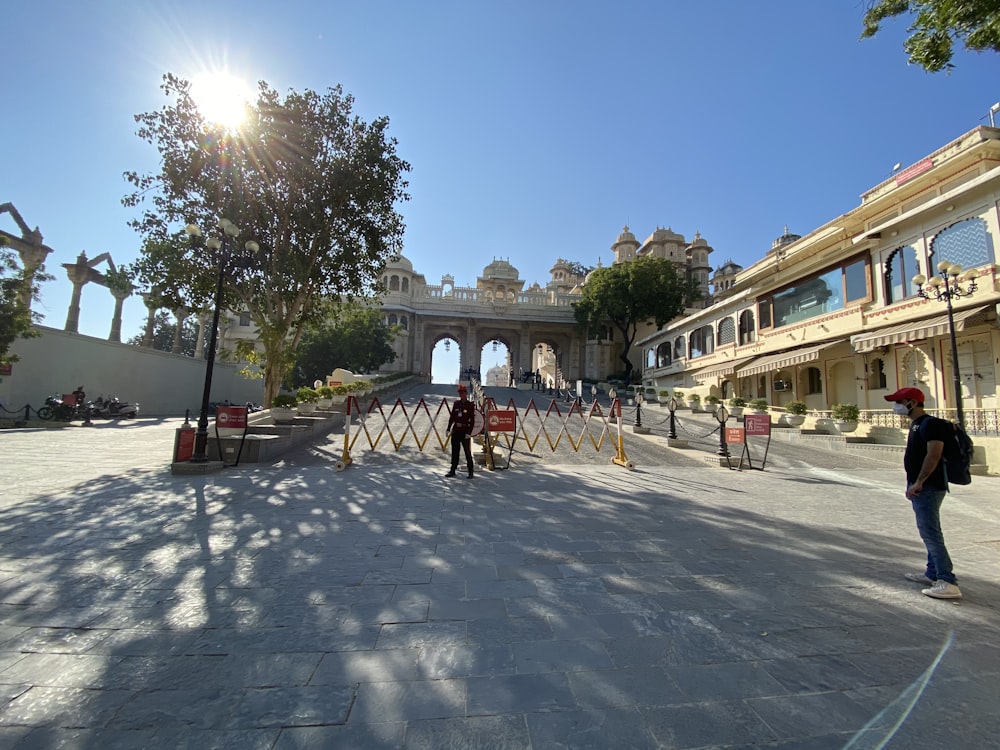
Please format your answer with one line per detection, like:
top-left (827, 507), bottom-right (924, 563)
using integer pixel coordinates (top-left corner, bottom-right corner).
top-left (861, 0), bottom-right (1000, 72)
top-left (573, 255), bottom-right (700, 384)
top-left (0, 237), bottom-right (45, 366)
top-left (123, 73), bottom-right (410, 405)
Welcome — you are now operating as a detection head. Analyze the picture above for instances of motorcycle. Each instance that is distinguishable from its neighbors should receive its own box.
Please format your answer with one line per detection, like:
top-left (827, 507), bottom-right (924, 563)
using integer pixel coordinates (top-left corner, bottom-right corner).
top-left (37, 394), bottom-right (84, 421)
top-left (91, 395), bottom-right (139, 419)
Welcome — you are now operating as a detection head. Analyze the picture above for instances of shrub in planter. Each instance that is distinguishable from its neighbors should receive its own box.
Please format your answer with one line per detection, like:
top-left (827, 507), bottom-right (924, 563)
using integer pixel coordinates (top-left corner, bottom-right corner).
top-left (728, 396), bottom-right (747, 408)
top-left (673, 391), bottom-right (685, 401)
top-left (749, 398), bottom-right (769, 412)
top-left (832, 403), bottom-right (860, 422)
top-left (330, 385), bottom-right (349, 396)
top-left (317, 386), bottom-right (334, 400)
top-left (296, 387), bottom-right (319, 404)
top-left (786, 401), bottom-right (808, 416)
top-left (688, 394), bottom-right (701, 403)
top-left (705, 395), bottom-right (720, 405)
top-left (272, 394), bottom-right (298, 408)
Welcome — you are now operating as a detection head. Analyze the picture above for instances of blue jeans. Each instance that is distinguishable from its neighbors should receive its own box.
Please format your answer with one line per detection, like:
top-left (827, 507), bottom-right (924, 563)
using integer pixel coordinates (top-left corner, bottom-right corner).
top-left (908, 485), bottom-right (957, 585)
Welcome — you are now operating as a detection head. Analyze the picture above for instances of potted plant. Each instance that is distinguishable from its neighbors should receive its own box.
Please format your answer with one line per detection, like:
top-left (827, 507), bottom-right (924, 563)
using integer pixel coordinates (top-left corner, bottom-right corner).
top-left (749, 398), bottom-right (769, 414)
top-left (832, 403), bottom-right (860, 433)
top-left (330, 384), bottom-right (349, 404)
top-left (296, 386), bottom-right (319, 414)
top-left (316, 385), bottom-right (334, 408)
top-left (657, 389), bottom-right (671, 406)
top-left (687, 393), bottom-right (701, 410)
top-left (673, 390), bottom-right (685, 407)
top-left (784, 400), bottom-right (807, 426)
top-left (270, 393), bottom-right (298, 423)
top-left (727, 396), bottom-right (746, 417)
top-left (704, 394), bottom-right (720, 413)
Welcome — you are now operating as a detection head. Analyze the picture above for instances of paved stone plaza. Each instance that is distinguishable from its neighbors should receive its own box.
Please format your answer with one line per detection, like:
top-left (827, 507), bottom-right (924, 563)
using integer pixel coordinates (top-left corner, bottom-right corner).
top-left (1, 407), bottom-right (999, 749)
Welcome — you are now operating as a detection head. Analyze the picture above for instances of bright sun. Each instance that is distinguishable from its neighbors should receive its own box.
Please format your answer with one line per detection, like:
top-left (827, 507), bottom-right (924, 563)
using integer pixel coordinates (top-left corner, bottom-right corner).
top-left (189, 72), bottom-right (255, 130)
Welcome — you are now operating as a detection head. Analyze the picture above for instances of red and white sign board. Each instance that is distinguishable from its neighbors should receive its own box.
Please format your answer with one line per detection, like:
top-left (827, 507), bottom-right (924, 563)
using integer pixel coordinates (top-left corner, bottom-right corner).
top-left (487, 409), bottom-right (517, 433)
top-left (744, 413), bottom-right (771, 436)
top-left (216, 405), bottom-right (248, 430)
top-left (725, 427), bottom-right (745, 445)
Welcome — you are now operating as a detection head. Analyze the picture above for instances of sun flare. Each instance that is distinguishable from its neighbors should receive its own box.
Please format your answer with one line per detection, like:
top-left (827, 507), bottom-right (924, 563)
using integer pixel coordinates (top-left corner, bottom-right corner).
top-left (189, 71), bottom-right (255, 131)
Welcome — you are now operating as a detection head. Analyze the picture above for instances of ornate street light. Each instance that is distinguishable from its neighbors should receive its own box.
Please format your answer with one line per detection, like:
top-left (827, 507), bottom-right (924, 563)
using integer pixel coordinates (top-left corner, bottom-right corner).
top-left (912, 261), bottom-right (979, 427)
top-left (184, 219), bottom-right (259, 463)
top-left (716, 404), bottom-right (730, 458)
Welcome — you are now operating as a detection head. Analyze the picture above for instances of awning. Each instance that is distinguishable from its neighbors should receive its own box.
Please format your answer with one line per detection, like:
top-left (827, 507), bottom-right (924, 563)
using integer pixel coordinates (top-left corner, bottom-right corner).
top-left (851, 306), bottom-right (990, 353)
top-left (691, 355), bottom-right (759, 381)
top-left (739, 340), bottom-right (846, 377)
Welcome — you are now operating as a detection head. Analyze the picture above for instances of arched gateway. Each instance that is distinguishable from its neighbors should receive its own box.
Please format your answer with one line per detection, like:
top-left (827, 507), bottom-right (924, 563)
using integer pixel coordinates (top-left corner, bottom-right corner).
top-left (379, 256), bottom-right (620, 385)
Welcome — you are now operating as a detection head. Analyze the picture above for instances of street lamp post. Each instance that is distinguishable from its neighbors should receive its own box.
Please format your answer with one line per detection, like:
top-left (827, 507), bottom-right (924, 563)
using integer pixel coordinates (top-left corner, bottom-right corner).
top-left (912, 262), bottom-right (980, 428)
top-left (184, 219), bottom-right (259, 463)
top-left (716, 404), bottom-right (730, 458)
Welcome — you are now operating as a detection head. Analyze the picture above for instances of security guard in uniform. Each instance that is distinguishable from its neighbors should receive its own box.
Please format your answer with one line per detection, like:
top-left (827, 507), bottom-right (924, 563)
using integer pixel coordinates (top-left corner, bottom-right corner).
top-left (445, 384), bottom-right (476, 478)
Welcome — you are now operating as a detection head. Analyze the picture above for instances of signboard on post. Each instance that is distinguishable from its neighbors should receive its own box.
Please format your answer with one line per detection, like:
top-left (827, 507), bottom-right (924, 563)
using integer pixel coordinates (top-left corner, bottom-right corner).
top-left (744, 413), bottom-right (772, 436)
top-left (725, 426), bottom-right (745, 445)
top-left (487, 409), bottom-right (517, 432)
top-left (216, 405), bottom-right (248, 430)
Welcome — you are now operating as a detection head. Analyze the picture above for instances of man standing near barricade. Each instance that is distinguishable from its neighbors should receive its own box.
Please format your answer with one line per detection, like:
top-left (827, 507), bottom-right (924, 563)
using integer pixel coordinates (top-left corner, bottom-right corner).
top-left (885, 386), bottom-right (962, 600)
top-left (445, 384), bottom-right (476, 479)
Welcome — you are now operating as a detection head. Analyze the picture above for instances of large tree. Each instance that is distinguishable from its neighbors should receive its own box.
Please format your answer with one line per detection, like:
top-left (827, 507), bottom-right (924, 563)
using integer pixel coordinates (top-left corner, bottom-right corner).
top-left (124, 73), bottom-right (410, 406)
top-left (0, 237), bottom-right (45, 366)
top-left (861, 0), bottom-right (1000, 72)
top-left (573, 256), bottom-right (700, 384)
top-left (289, 303), bottom-right (398, 387)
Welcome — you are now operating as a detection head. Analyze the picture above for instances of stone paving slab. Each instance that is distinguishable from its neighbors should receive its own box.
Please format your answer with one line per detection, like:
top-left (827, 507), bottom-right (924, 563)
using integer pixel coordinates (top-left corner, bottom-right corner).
top-left (1, 418), bottom-right (999, 748)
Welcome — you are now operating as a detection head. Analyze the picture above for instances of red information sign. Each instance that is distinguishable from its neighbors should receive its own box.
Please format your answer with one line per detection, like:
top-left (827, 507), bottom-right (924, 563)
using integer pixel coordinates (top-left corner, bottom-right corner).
top-left (216, 405), bottom-right (248, 429)
top-left (486, 409), bottom-right (517, 432)
top-left (175, 428), bottom-right (196, 462)
top-left (725, 427), bottom-right (745, 445)
top-left (744, 413), bottom-right (772, 436)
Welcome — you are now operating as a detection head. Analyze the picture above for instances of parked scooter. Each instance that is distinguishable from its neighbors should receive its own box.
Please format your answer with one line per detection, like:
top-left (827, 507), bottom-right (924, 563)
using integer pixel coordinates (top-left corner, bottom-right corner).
top-left (91, 395), bottom-right (139, 419)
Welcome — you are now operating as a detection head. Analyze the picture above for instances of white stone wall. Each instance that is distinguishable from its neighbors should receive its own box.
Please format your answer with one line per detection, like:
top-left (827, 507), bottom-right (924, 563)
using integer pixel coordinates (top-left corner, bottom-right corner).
top-left (2, 326), bottom-right (265, 417)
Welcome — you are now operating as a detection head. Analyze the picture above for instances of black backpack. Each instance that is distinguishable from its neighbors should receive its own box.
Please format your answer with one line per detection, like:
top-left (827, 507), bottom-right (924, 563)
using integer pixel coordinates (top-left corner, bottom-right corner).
top-left (920, 417), bottom-right (974, 486)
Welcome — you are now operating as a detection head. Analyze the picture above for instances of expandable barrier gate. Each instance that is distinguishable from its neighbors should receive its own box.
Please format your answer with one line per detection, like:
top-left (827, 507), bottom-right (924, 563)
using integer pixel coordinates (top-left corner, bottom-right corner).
top-left (334, 394), bottom-right (634, 472)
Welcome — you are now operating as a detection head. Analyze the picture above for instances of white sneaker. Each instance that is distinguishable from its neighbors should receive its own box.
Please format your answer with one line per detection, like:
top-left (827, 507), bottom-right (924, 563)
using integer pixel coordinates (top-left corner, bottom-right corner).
top-left (922, 581), bottom-right (962, 599)
top-left (904, 572), bottom-right (934, 585)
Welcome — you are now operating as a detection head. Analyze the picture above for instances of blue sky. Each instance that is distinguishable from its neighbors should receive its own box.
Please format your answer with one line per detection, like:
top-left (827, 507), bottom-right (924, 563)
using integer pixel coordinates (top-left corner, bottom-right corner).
top-left (3, 1), bottom-right (998, 383)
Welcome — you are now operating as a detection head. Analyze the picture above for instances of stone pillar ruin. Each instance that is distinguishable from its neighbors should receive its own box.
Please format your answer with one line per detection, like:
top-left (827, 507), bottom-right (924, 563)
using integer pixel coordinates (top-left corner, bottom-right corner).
top-left (140, 291), bottom-right (158, 348)
top-left (171, 307), bottom-right (188, 354)
top-left (108, 286), bottom-right (131, 343)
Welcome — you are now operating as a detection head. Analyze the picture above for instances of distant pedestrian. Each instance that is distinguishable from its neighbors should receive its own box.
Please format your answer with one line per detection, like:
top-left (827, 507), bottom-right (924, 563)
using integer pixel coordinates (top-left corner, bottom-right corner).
top-left (445, 384), bottom-right (476, 478)
top-left (885, 387), bottom-right (962, 599)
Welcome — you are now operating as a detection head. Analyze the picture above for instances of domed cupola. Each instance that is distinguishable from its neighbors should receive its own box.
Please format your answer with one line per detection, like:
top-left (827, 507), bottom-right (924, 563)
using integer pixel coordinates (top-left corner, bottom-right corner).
top-left (769, 225), bottom-right (801, 254)
top-left (611, 225), bottom-right (639, 264)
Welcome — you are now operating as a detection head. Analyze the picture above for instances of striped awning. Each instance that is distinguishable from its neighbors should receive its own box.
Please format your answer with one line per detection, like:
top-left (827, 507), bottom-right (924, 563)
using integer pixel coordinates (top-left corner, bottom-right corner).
top-left (691, 355), bottom-right (759, 381)
top-left (850, 306), bottom-right (989, 353)
top-left (739, 340), bottom-right (846, 377)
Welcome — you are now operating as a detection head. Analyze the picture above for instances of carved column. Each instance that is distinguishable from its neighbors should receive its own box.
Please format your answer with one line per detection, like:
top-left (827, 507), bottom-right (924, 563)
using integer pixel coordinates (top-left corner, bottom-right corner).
top-left (62, 252), bottom-right (92, 333)
top-left (108, 287), bottom-right (131, 343)
top-left (194, 313), bottom-right (209, 359)
top-left (171, 307), bottom-right (188, 354)
top-left (140, 292), bottom-right (159, 348)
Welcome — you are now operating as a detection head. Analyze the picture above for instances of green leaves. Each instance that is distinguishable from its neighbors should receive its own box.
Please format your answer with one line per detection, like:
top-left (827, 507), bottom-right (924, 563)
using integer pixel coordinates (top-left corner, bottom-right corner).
top-left (861, 0), bottom-right (1000, 72)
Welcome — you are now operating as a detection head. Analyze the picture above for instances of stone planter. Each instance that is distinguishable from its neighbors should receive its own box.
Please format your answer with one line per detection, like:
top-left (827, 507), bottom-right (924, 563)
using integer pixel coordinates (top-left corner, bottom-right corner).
top-left (834, 420), bottom-right (858, 434)
top-left (330, 394), bottom-right (347, 405)
top-left (270, 407), bottom-right (296, 423)
top-left (317, 398), bottom-right (333, 409)
top-left (728, 407), bottom-right (744, 418)
top-left (297, 402), bottom-right (317, 415)
top-left (784, 414), bottom-right (806, 427)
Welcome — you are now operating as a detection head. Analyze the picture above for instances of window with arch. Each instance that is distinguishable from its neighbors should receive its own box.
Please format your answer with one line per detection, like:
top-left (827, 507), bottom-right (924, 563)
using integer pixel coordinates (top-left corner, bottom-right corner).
top-left (402, 278), bottom-right (409, 293)
top-left (883, 245), bottom-right (921, 305)
top-left (930, 217), bottom-right (993, 270)
top-left (673, 336), bottom-right (685, 360)
top-left (389, 275), bottom-right (400, 291)
top-left (688, 325), bottom-right (714, 359)
top-left (656, 341), bottom-right (671, 368)
top-left (739, 310), bottom-right (755, 345)
top-left (867, 357), bottom-right (886, 390)
top-left (388, 314), bottom-right (398, 326)
top-left (717, 318), bottom-right (735, 346)
top-left (805, 366), bottom-right (823, 395)
top-left (646, 348), bottom-right (656, 369)
top-left (400, 315), bottom-right (408, 330)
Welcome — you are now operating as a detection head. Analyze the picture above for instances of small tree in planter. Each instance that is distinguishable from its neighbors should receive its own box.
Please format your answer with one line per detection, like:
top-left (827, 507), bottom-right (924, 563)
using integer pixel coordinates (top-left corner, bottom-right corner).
top-left (673, 391), bottom-right (685, 407)
top-left (658, 389), bottom-right (671, 406)
top-left (784, 400), bottom-right (807, 426)
top-left (271, 393), bottom-right (298, 423)
top-left (727, 396), bottom-right (746, 416)
top-left (831, 403), bottom-right (860, 433)
top-left (330, 384), bottom-right (349, 404)
top-left (687, 393), bottom-right (701, 409)
top-left (296, 387), bottom-right (319, 414)
top-left (749, 398), bottom-right (769, 413)
top-left (316, 385), bottom-right (334, 408)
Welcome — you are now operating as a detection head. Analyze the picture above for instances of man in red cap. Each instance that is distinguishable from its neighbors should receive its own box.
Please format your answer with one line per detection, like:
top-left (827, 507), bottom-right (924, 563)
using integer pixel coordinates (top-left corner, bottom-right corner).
top-left (884, 386), bottom-right (961, 599)
top-left (445, 384), bottom-right (476, 478)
